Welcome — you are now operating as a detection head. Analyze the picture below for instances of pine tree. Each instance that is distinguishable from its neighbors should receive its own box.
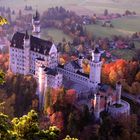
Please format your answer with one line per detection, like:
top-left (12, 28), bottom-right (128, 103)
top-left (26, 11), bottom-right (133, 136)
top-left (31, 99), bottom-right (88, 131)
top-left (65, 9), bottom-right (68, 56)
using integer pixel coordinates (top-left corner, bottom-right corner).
top-left (44, 88), bottom-right (52, 110)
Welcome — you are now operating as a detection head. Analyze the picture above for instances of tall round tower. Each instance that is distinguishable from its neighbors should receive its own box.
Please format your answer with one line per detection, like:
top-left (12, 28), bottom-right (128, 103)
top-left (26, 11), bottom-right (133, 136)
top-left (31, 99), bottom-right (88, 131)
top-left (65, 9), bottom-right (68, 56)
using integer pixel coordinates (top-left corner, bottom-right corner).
top-left (32, 10), bottom-right (40, 38)
top-left (89, 47), bottom-right (102, 89)
top-left (24, 30), bottom-right (30, 75)
top-left (38, 65), bottom-right (45, 109)
top-left (78, 55), bottom-right (84, 72)
top-left (94, 93), bottom-right (101, 119)
top-left (116, 81), bottom-right (122, 104)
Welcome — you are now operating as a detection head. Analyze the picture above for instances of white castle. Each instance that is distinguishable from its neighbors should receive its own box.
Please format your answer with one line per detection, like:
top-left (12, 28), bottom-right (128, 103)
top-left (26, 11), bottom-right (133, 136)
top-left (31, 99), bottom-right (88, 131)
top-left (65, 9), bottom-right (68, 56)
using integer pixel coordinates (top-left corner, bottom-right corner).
top-left (9, 11), bottom-right (130, 119)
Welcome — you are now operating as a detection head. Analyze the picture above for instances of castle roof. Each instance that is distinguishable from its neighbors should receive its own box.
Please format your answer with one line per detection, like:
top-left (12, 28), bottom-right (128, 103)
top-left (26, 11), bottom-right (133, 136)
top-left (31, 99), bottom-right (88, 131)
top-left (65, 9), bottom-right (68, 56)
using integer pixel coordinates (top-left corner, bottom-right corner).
top-left (79, 55), bottom-right (83, 59)
top-left (94, 47), bottom-right (100, 54)
top-left (30, 35), bottom-right (52, 55)
top-left (99, 84), bottom-right (110, 93)
top-left (10, 32), bottom-right (25, 49)
top-left (36, 58), bottom-right (45, 61)
top-left (33, 10), bottom-right (40, 21)
top-left (76, 70), bottom-right (89, 78)
top-left (25, 30), bottom-right (29, 39)
top-left (44, 67), bottom-right (58, 76)
top-left (70, 60), bottom-right (82, 69)
top-left (117, 81), bottom-right (121, 85)
top-left (10, 32), bottom-right (53, 55)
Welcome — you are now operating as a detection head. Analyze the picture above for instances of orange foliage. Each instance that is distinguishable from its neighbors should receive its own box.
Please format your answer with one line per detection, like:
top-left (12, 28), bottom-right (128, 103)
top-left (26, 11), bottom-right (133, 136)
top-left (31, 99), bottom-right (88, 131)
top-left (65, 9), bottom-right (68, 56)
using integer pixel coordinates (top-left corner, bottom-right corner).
top-left (46, 106), bottom-right (54, 116)
top-left (32, 98), bottom-right (38, 108)
top-left (65, 89), bottom-right (77, 104)
top-left (102, 59), bottom-right (128, 84)
top-left (50, 88), bottom-right (77, 105)
top-left (0, 53), bottom-right (9, 71)
top-left (59, 54), bottom-right (70, 65)
top-left (70, 56), bottom-right (77, 61)
top-left (50, 111), bottom-right (64, 130)
top-left (82, 63), bottom-right (90, 74)
top-left (135, 71), bottom-right (140, 82)
top-left (59, 57), bottom-right (66, 65)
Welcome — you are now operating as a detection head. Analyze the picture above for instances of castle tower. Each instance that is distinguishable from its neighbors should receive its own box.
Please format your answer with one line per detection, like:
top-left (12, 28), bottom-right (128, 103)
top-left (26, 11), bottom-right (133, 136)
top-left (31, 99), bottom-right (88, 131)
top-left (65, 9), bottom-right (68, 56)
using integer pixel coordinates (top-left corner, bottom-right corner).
top-left (78, 55), bottom-right (84, 72)
top-left (38, 66), bottom-right (45, 109)
top-left (32, 10), bottom-right (40, 38)
top-left (23, 30), bottom-right (30, 75)
top-left (116, 81), bottom-right (122, 104)
top-left (78, 55), bottom-right (84, 67)
top-left (48, 44), bottom-right (58, 69)
top-left (89, 47), bottom-right (102, 89)
top-left (94, 93), bottom-right (101, 119)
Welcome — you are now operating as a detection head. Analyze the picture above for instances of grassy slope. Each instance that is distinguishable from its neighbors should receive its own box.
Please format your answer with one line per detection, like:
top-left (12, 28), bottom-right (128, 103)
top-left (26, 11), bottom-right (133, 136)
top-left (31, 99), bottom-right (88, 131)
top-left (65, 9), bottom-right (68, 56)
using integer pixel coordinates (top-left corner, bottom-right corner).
top-left (41, 28), bottom-right (72, 43)
top-left (85, 16), bottom-right (140, 38)
top-left (1, 0), bottom-right (140, 15)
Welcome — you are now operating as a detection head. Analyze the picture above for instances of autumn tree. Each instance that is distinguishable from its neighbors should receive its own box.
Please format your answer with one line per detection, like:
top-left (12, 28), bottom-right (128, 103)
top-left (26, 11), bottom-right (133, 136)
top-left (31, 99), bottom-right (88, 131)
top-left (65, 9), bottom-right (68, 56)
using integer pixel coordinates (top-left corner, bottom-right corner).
top-left (3, 74), bottom-right (38, 117)
top-left (0, 113), bottom-right (13, 139)
top-left (63, 135), bottom-right (78, 140)
top-left (44, 88), bottom-right (52, 112)
top-left (0, 110), bottom-right (60, 140)
top-left (0, 70), bottom-right (5, 85)
top-left (67, 112), bottom-right (77, 135)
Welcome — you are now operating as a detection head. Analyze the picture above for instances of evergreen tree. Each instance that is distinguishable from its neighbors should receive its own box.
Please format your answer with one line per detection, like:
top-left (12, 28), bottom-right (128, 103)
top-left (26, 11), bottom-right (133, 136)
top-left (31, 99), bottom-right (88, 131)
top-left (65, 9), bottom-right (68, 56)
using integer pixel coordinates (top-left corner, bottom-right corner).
top-left (67, 112), bottom-right (77, 136)
top-left (44, 88), bottom-right (52, 110)
top-left (82, 104), bottom-right (90, 125)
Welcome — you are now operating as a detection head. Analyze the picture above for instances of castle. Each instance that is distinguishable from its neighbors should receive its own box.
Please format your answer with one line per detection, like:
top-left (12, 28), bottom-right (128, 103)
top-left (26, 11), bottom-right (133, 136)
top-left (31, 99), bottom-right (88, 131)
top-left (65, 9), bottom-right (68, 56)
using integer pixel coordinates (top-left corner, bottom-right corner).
top-left (9, 11), bottom-right (130, 119)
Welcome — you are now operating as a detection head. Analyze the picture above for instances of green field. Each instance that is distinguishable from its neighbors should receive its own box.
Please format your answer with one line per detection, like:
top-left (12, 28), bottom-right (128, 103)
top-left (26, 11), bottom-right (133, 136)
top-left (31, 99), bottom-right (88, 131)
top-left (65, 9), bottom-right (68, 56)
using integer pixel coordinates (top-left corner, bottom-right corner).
top-left (41, 28), bottom-right (72, 43)
top-left (84, 15), bottom-right (140, 60)
top-left (85, 16), bottom-right (140, 38)
top-left (1, 0), bottom-right (140, 15)
top-left (111, 49), bottom-right (136, 60)
top-left (110, 41), bottom-right (140, 60)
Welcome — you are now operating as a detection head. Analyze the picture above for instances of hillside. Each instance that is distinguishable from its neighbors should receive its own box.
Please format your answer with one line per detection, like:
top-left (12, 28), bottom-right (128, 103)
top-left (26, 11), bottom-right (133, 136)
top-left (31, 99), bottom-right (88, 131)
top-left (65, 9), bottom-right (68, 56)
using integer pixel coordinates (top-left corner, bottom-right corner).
top-left (0, 0), bottom-right (140, 15)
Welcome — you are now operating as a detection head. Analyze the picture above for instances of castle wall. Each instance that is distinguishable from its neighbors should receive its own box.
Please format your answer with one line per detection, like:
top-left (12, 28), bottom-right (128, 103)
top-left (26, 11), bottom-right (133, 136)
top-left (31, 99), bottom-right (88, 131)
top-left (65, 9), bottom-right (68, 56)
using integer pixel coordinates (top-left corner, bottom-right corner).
top-left (9, 47), bottom-right (25, 74)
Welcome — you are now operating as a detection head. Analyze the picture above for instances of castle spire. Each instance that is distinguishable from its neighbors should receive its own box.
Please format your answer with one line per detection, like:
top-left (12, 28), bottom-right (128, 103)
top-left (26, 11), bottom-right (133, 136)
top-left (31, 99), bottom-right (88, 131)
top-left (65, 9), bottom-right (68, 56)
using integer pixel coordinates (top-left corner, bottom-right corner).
top-left (92, 46), bottom-right (101, 62)
top-left (116, 81), bottom-right (122, 104)
top-left (90, 44), bottom-right (102, 89)
top-left (32, 10), bottom-right (41, 38)
top-left (24, 30), bottom-right (29, 40)
top-left (33, 10), bottom-right (40, 21)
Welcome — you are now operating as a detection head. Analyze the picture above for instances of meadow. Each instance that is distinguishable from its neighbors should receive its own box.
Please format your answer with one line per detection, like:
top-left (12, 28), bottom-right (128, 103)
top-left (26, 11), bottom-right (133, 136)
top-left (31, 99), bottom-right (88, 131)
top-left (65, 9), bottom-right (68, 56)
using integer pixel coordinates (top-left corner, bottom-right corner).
top-left (85, 16), bottom-right (140, 38)
top-left (1, 0), bottom-right (140, 15)
top-left (41, 28), bottom-right (72, 43)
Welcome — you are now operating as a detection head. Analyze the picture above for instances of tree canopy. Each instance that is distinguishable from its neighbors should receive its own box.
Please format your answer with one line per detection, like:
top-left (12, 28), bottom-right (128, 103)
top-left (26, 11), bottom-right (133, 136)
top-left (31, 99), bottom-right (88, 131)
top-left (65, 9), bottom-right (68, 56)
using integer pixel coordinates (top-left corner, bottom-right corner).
top-left (0, 110), bottom-right (60, 140)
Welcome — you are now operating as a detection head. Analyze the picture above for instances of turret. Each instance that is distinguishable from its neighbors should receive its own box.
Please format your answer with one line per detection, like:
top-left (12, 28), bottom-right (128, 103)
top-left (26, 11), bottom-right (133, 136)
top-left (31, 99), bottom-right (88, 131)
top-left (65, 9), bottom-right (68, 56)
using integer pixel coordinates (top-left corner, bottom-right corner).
top-left (92, 47), bottom-right (101, 62)
top-left (89, 47), bottom-right (102, 88)
top-left (24, 30), bottom-right (30, 48)
top-left (78, 55), bottom-right (84, 72)
top-left (94, 93), bottom-right (101, 119)
top-left (32, 10), bottom-right (40, 38)
top-left (38, 65), bottom-right (45, 109)
top-left (116, 81), bottom-right (122, 104)
top-left (24, 30), bottom-right (30, 75)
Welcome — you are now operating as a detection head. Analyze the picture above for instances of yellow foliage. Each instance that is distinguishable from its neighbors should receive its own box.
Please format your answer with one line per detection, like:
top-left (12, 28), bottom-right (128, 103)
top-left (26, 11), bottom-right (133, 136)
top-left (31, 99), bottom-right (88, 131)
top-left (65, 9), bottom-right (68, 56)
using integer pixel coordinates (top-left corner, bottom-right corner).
top-left (135, 71), bottom-right (140, 82)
